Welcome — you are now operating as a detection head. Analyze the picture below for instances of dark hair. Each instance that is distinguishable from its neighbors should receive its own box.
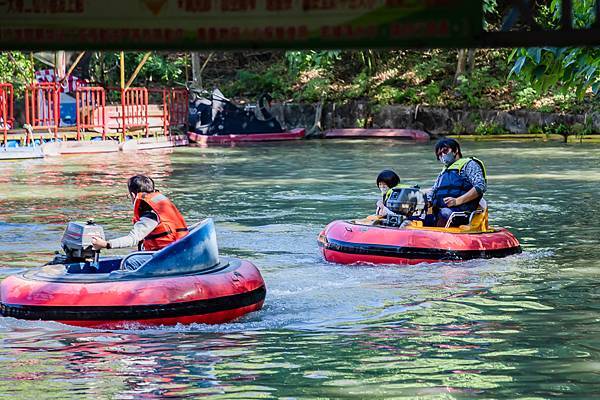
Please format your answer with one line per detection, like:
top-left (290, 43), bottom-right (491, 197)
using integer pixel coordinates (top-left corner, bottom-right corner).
top-left (434, 138), bottom-right (462, 159)
top-left (376, 170), bottom-right (400, 188)
top-left (127, 175), bottom-right (155, 194)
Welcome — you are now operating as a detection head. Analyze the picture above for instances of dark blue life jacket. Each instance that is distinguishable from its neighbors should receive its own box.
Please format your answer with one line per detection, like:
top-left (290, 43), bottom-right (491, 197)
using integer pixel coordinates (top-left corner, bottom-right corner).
top-left (432, 157), bottom-right (486, 212)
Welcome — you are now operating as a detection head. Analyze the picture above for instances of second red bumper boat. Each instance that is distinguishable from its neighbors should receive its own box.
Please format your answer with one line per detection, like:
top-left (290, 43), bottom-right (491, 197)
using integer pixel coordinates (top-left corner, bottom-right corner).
top-left (318, 192), bottom-right (521, 265)
top-left (0, 219), bottom-right (266, 329)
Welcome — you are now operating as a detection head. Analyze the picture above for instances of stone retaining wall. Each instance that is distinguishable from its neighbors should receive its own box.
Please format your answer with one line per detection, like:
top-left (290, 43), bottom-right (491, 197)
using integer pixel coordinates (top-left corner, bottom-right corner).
top-left (272, 102), bottom-right (598, 136)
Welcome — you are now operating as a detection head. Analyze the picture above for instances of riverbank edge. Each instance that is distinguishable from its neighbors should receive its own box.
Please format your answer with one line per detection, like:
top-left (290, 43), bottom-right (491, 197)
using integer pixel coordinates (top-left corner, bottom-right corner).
top-left (447, 134), bottom-right (600, 143)
top-left (273, 102), bottom-right (600, 142)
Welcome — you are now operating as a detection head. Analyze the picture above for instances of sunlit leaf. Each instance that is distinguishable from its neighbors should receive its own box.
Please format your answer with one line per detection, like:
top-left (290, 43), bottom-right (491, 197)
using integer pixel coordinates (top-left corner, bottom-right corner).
top-left (509, 56), bottom-right (527, 78)
top-left (527, 48), bottom-right (542, 64)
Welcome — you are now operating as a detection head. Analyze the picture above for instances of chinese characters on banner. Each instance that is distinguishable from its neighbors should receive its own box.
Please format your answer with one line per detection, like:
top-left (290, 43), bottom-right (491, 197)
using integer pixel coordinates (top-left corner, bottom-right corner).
top-left (0, 0), bottom-right (482, 49)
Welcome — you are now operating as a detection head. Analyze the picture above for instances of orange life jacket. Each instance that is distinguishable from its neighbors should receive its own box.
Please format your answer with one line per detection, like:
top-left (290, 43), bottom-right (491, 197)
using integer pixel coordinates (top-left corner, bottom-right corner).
top-left (132, 192), bottom-right (188, 251)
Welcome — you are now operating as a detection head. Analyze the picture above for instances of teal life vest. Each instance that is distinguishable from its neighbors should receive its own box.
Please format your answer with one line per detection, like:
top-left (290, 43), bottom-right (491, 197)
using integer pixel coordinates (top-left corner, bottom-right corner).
top-left (431, 157), bottom-right (486, 212)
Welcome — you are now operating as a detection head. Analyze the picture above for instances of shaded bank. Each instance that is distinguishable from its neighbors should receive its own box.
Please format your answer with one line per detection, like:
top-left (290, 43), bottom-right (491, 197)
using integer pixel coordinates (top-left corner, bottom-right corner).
top-left (271, 102), bottom-right (600, 141)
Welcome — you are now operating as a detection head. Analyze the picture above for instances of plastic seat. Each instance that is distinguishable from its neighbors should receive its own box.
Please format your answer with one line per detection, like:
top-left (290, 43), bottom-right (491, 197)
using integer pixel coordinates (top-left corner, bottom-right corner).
top-left (119, 251), bottom-right (155, 270)
top-left (112, 218), bottom-right (220, 278)
top-left (445, 198), bottom-right (488, 229)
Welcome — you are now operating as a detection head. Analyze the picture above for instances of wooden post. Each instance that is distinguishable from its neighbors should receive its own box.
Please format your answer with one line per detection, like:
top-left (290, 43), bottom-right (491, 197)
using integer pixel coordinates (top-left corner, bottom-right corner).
top-left (120, 51), bottom-right (126, 141)
top-left (29, 52), bottom-right (35, 84)
top-left (120, 51), bottom-right (125, 90)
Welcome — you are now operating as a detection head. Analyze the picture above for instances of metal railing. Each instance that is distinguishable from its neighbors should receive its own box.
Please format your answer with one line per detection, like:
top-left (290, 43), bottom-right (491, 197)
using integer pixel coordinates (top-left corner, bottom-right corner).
top-left (7, 84), bottom-right (185, 144)
top-left (76, 86), bottom-right (107, 140)
top-left (169, 88), bottom-right (188, 133)
top-left (25, 82), bottom-right (60, 139)
top-left (148, 87), bottom-right (169, 135)
top-left (121, 87), bottom-right (149, 140)
top-left (0, 83), bottom-right (14, 145)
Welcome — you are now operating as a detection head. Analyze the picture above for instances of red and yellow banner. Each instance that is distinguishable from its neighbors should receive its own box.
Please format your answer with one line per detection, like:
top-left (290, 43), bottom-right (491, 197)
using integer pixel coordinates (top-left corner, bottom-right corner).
top-left (0, 0), bottom-right (482, 49)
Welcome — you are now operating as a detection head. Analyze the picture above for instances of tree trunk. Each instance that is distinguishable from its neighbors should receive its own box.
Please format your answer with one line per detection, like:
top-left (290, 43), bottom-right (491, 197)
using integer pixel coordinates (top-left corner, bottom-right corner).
top-left (454, 49), bottom-right (467, 85)
top-left (184, 53), bottom-right (189, 83)
top-left (99, 52), bottom-right (105, 84)
top-left (191, 52), bottom-right (202, 88)
top-left (467, 49), bottom-right (476, 73)
top-left (234, 52), bottom-right (246, 68)
top-left (307, 100), bottom-right (324, 138)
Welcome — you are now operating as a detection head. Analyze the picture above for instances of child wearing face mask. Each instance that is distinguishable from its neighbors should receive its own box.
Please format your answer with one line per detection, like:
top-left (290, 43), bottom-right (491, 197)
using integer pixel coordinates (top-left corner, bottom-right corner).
top-left (376, 169), bottom-right (402, 217)
top-left (91, 175), bottom-right (188, 270)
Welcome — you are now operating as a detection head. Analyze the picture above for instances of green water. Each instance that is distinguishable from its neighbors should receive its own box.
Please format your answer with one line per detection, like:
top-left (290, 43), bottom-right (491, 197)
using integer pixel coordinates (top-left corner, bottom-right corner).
top-left (0, 140), bottom-right (599, 399)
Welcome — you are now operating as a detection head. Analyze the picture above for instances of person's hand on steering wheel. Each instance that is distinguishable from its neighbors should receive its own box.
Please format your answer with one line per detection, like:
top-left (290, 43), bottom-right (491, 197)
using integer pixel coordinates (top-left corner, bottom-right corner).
top-left (92, 236), bottom-right (108, 250)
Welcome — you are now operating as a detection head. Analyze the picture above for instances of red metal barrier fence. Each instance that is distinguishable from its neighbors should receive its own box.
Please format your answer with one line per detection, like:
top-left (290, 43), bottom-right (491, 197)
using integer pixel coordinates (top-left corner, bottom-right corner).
top-left (169, 88), bottom-right (188, 132)
top-left (7, 84), bottom-right (183, 144)
top-left (0, 83), bottom-right (13, 145)
top-left (25, 82), bottom-right (60, 139)
top-left (76, 86), bottom-right (106, 140)
top-left (148, 88), bottom-right (169, 135)
top-left (121, 87), bottom-right (148, 140)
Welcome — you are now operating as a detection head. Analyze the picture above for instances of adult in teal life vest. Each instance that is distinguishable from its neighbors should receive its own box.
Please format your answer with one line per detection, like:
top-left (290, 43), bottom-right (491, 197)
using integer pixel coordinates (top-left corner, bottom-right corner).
top-left (426, 138), bottom-right (487, 227)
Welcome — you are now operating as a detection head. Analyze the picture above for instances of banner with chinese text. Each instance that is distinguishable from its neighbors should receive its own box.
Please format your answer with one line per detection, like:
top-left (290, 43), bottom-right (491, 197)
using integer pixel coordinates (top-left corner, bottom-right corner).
top-left (0, 0), bottom-right (483, 49)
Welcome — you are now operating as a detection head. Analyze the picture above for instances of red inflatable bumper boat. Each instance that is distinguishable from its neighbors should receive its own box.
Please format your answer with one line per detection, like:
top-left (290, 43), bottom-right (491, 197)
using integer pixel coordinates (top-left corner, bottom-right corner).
top-left (188, 128), bottom-right (305, 145)
top-left (0, 219), bottom-right (265, 329)
top-left (318, 206), bottom-right (521, 265)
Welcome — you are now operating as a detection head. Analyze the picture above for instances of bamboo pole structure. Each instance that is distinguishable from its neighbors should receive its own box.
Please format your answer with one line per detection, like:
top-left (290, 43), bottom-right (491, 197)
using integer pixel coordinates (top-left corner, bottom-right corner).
top-left (120, 51), bottom-right (125, 90)
top-left (61, 51), bottom-right (86, 84)
top-left (124, 52), bottom-right (151, 91)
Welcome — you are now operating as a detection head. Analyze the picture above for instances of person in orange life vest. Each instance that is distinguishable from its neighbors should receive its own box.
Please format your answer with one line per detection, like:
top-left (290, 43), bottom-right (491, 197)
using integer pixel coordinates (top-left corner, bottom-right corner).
top-left (91, 175), bottom-right (188, 271)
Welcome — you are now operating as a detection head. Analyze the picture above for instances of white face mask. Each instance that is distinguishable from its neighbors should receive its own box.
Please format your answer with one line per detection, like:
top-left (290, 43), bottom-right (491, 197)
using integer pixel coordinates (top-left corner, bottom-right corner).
top-left (379, 184), bottom-right (389, 194)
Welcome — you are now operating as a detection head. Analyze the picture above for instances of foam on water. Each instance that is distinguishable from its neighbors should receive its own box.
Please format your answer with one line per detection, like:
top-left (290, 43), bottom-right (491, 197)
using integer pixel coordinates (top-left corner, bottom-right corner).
top-left (0, 248), bottom-right (548, 337)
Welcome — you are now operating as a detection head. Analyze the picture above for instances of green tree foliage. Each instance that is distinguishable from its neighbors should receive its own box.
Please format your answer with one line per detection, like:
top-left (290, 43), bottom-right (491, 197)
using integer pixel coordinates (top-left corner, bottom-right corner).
top-left (285, 50), bottom-right (341, 74)
top-left (509, 0), bottom-right (600, 98)
top-left (89, 52), bottom-right (188, 88)
top-left (284, 51), bottom-right (341, 101)
top-left (0, 52), bottom-right (34, 96)
top-left (226, 66), bottom-right (289, 99)
top-left (483, 0), bottom-right (499, 29)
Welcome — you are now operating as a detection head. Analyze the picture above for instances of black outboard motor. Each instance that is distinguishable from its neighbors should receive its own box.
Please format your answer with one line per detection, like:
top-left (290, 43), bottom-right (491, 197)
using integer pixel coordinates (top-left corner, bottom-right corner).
top-left (49, 220), bottom-right (105, 268)
top-left (208, 90), bottom-right (283, 135)
top-left (189, 88), bottom-right (285, 135)
top-left (188, 88), bottom-right (213, 134)
top-left (383, 187), bottom-right (427, 227)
